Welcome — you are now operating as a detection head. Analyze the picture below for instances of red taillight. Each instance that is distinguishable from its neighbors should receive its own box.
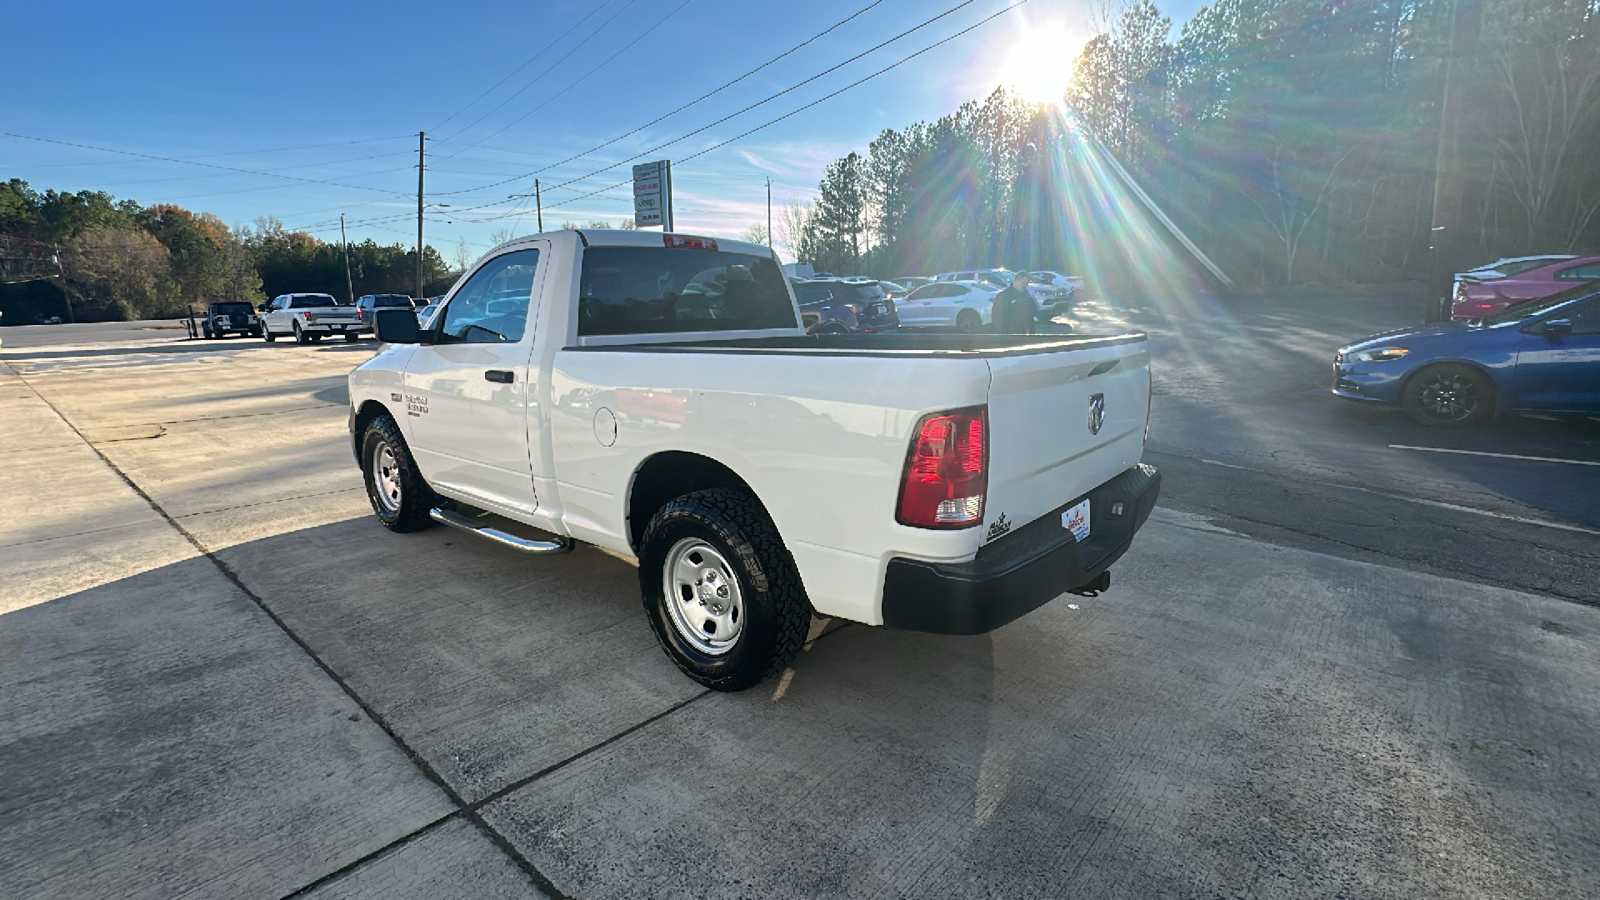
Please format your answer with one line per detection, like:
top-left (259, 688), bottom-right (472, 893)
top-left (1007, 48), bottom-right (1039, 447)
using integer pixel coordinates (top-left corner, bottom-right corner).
top-left (896, 406), bottom-right (988, 529)
top-left (663, 234), bottom-right (718, 250)
top-left (1476, 303), bottom-right (1493, 310)
top-left (300, 310), bottom-right (312, 320)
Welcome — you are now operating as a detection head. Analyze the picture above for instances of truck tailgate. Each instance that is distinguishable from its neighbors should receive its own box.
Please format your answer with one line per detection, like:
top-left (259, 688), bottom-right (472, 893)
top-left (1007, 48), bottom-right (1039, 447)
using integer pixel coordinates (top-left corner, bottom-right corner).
top-left (982, 338), bottom-right (1150, 542)
top-left (313, 309), bottom-right (363, 323)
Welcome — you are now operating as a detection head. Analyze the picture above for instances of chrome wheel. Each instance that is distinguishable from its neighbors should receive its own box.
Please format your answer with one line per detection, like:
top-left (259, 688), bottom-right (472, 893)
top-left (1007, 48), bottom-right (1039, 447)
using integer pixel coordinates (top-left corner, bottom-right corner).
top-left (370, 440), bottom-right (402, 514)
top-left (662, 538), bottom-right (745, 657)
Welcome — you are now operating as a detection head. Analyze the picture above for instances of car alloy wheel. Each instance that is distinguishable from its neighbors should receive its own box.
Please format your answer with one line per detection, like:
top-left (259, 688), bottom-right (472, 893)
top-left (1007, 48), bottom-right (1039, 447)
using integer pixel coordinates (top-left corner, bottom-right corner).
top-left (1405, 363), bottom-right (1493, 426)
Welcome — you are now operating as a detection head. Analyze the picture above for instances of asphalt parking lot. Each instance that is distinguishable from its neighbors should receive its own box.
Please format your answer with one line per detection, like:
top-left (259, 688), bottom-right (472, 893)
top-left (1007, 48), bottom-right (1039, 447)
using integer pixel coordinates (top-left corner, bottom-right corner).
top-left (3, 298), bottom-right (1599, 899)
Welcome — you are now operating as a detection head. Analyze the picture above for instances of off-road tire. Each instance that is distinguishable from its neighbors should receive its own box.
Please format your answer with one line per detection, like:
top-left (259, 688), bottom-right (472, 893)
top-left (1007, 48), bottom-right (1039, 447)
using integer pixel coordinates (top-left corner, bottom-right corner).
top-left (361, 415), bottom-right (436, 532)
top-left (955, 308), bottom-right (982, 333)
top-left (1403, 363), bottom-right (1495, 427)
top-left (639, 488), bottom-right (812, 692)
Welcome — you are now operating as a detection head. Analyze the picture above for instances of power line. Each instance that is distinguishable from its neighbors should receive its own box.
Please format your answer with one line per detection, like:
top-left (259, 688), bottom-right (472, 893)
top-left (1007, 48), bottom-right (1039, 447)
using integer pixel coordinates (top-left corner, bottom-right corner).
top-left (429, 0), bottom-right (889, 198)
top-left (429, 2), bottom-right (621, 133)
top-left (512, 0), bottom-right (981, 203)
top-left (161, 168), bottom-right (416, 203)
top-left (0, 131), bottom-right (415, 198)
top-left (437, 0), bottom-right (694, 168)
top-left (299, 1), bottom-right (1024, 235)
top-left (528, 0), bottom-right (998, 204)
top-left (12, 133), bottom-right (415, 169)
top-left (536, 0), bottom-right (1031, 216)
top-left (437, 0), bottom-right (641, 148)
top-left (93, 150), bottom-right (417, 189)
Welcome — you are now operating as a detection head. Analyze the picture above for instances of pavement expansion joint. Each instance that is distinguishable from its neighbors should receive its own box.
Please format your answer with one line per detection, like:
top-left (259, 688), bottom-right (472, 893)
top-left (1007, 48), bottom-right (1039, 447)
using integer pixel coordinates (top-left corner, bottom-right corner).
top-left (15, 368), bottom-right (568, 900)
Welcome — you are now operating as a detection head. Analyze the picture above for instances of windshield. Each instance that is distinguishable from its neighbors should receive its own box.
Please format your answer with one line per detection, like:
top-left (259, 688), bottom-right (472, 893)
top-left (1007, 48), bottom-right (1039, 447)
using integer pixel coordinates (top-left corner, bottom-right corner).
top-left (1479, 282), bottom-right (1600, 326)
top-left (835, 283), bottom-right (885, 301)
top-left (214, 303), bottom-right (251, 314)
top-left (373, 295), bottom-right (414, 307)
top-left (291, 295), bottom-right (337, 307)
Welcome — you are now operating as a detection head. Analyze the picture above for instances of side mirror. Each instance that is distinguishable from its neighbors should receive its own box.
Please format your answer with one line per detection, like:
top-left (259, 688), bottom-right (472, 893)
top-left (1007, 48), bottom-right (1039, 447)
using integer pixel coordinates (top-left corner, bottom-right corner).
top-left (373, 308), bottom-right (423, 344)
top-left (1541, 318), bottom-right (1573, 337)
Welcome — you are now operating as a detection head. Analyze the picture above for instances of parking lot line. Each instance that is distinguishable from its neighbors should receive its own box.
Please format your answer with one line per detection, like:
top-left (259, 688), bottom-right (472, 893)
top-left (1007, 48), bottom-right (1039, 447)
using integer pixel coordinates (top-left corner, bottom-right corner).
top-left (1192, 455), bottom-right (1600, 537)
top-left (1389, 444), bottom-right (1600, 467)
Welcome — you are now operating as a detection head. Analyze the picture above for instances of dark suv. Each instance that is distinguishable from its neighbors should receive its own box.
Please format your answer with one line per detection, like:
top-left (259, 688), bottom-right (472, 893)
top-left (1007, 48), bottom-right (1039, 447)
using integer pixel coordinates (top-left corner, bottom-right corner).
top-left (793, 279), bottom-right (900, 333)
top-left (354, 294), bottom-right (417, 330)
top-left (201, 301), bottom-right (260, 339)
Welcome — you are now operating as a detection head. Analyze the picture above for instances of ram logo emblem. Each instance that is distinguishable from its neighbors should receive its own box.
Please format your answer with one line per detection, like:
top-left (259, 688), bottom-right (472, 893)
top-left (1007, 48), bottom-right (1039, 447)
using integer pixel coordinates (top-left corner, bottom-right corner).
top-left (1087, 393), bottom-right (1105, 435)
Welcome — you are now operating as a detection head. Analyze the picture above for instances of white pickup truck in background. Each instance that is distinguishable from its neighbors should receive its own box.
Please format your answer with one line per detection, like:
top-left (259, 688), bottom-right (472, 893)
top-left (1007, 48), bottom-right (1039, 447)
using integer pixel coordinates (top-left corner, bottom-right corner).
top-left (348, 229), bottom-right (1160, 691)
top-left (260, 293), bottom-right (366, 344)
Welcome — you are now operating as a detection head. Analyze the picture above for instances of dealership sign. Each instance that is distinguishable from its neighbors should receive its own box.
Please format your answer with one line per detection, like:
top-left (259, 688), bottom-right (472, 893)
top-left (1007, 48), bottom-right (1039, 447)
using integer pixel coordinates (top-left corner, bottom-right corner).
top-left (633, 160), bottom-right (673, 229)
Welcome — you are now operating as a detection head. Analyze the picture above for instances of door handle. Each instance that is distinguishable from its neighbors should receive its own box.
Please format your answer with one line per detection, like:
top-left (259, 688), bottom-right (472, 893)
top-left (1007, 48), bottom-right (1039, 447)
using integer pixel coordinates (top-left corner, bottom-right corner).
top-left (485, 370), bottom-right (514, 383)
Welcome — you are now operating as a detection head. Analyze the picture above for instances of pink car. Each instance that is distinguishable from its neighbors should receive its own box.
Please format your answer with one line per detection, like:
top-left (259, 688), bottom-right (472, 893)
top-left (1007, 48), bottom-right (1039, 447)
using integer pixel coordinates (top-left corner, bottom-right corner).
top-left (1452, 255), bottom-right (1600, 319)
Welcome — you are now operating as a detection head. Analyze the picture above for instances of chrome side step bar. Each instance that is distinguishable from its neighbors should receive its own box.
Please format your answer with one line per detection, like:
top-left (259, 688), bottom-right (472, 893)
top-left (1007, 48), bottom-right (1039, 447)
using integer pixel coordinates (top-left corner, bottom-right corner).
top-left (429, 507), bottom-right (575, 555)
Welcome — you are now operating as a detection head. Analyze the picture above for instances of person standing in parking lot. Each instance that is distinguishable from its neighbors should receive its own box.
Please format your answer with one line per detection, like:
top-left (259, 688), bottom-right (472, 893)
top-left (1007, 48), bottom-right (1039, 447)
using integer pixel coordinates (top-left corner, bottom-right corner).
top-left (991, 272), bottom-right (1038, 334)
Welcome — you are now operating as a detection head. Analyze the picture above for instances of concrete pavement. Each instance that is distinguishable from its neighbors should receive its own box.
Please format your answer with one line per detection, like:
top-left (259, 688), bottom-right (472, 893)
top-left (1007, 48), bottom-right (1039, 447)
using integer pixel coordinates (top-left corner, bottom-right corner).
top-left (2, 320), bottom-right (1598, 898)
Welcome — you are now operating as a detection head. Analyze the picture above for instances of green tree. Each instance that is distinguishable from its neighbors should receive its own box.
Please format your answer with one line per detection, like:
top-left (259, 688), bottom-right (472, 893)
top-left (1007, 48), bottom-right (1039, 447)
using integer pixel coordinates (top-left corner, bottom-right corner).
top-left (805, 152), bottom-right (870, 273)
top-left (63, 228), bottom-right (180, 320)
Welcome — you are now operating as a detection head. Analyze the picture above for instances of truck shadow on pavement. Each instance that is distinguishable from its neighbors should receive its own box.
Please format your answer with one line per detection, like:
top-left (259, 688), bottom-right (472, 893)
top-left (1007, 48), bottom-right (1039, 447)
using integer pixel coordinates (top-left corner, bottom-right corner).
top-left (9, 511), bottom-right (1600, 897)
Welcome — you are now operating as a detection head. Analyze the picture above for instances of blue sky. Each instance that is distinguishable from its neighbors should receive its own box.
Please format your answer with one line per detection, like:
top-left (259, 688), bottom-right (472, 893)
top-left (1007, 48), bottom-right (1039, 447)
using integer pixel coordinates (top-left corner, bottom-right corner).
top-left (5, 0), bottom-right (1206, 261)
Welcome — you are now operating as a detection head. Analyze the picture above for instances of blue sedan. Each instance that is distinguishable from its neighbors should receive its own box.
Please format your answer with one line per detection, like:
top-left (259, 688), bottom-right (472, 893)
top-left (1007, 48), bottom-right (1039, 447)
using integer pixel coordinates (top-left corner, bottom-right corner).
top-left (1334, 284), bottom-right (1600, 425)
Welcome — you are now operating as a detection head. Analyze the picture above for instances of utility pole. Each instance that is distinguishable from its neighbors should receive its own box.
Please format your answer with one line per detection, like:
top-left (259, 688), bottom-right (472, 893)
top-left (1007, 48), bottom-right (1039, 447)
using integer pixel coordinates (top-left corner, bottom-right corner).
top-left (340, 214), bottom-right (355, 305)
top-left (416, 131), bottom-right (426, 301)
top-left (51, 245), bottom-right (75, 323)
top-left (535, 179), bottom-right (544, 232)
top-left (1424, 0), bottom-right (1481, 322)
top-left (766, 177), bottom-right (773, 248)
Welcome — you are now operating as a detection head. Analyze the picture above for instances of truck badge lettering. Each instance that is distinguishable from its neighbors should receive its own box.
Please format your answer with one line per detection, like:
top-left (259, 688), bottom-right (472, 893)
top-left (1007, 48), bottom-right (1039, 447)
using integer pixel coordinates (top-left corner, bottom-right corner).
top-left (405, 394), bottom-right (429, 417)
top-left (390, 392), bottom-right (403, 402)
top-left (986, 512), bottom-right (1011, 542)
top-left (1087, 393), bottom-right (1105, 435)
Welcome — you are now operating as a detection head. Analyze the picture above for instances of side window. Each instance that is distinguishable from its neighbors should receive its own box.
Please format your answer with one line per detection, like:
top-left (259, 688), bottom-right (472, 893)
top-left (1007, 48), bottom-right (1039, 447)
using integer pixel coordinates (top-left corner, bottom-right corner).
top-left (795, 284), bottom-right (831, 305)
top-left (1555, 264), bottom-right (1600, 281)
top-left (438, 249), bottom-right (539, 343)
top-left (1565, 300), bottom-right (1600, 335)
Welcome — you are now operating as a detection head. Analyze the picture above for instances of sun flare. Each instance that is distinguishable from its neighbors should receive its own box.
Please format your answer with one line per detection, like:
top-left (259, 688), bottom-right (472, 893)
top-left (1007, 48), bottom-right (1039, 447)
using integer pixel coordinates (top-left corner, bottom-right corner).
top-left (997, 28), bottom-right (1079, 104)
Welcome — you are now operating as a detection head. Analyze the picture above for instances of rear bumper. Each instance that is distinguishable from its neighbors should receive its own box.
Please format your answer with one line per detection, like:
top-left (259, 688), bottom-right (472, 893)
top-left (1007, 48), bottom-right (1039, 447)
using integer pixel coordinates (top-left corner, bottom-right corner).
top-left (881, 464), bottom-right (1160, 635)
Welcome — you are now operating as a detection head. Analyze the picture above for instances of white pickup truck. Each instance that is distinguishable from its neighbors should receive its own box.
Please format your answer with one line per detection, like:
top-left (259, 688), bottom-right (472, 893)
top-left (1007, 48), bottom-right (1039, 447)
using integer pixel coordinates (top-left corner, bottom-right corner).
top-left (348, 230), bottom-right (1160, 691)
top-left (260, 293), bottom-right (366, 344)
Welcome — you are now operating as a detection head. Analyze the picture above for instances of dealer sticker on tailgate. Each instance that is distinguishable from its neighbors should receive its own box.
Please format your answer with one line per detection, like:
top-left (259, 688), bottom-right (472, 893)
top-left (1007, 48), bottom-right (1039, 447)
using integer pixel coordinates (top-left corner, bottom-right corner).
top-left (1062, 499), bottom-right (1091, 543)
